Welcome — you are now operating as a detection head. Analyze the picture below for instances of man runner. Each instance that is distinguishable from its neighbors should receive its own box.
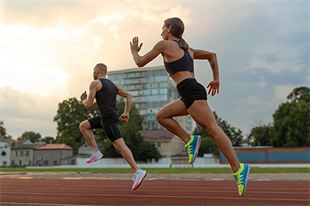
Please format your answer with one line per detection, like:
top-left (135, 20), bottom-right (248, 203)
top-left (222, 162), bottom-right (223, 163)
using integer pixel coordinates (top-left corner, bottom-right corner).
top-left (79, 63), bottom-right (147, 190)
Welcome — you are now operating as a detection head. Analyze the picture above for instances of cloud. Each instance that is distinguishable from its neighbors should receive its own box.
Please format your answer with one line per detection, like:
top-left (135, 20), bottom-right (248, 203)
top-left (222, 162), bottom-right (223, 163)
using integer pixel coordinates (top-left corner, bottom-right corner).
top-left (1, 1), bottom-right (308, 138)
top-left (0, 86), bottom-right (65, 138)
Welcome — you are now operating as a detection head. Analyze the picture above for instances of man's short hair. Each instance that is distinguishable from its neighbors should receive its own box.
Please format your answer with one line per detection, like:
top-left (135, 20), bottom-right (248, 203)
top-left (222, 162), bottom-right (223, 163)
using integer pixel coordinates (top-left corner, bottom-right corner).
top-left (94, 63), bottom-right (107, 74)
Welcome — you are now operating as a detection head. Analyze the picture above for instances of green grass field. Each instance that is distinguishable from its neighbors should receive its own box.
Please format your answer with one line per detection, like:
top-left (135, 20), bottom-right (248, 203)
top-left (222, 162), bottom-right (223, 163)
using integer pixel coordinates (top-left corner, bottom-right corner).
top-left (0, 167), bottom-right (309, 174)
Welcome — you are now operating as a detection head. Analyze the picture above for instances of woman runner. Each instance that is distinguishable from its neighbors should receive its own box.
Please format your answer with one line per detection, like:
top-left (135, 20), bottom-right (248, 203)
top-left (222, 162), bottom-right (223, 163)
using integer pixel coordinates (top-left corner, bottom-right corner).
top-left (130, 17), bottom-right (250, 196)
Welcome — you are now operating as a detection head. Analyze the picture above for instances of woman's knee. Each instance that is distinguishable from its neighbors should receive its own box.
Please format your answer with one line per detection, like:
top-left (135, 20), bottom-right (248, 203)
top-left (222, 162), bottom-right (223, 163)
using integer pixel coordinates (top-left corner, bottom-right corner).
top-left (201, 124), bottom-right (220, 138)
top-left (156, 111), bottom-right (164, 122)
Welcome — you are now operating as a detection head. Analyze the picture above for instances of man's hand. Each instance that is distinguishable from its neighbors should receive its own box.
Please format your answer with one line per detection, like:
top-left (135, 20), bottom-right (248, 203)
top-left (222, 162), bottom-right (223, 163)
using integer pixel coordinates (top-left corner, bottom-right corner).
top-left (80, 91), bottom-right (87, 101)
top-left (130, 36), bottom-right (143, 53)
top-left (207, 80), bottom-right (220, 96)
top-left (119, 113), bottom-right (129, 122)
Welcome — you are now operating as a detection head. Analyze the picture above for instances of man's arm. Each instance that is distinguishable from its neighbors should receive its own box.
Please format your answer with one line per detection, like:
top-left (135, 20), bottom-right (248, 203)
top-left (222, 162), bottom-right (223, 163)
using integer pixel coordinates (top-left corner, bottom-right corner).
top-left (81, 81), bottom-right (98, 108)
top-left (115, 84), bottom-right (132, 122)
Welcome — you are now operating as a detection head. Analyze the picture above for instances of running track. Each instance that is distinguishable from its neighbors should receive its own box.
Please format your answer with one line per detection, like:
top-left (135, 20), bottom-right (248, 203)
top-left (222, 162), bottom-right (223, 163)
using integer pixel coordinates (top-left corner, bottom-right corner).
top-left (1, 178), bottom-right (309, 206)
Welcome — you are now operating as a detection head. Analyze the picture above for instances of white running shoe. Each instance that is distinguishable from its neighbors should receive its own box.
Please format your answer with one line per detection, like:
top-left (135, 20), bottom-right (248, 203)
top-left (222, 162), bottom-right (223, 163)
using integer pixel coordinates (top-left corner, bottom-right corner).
top-left (132, 169), bottom-right (147, 190)
top-left (86, 151), bottom-right (103, 164)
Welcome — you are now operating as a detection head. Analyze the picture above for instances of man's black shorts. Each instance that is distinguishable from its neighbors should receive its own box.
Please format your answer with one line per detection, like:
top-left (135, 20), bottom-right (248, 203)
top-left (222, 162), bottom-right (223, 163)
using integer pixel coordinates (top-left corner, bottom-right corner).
top-left (88, 116), bottom-right (122, 142)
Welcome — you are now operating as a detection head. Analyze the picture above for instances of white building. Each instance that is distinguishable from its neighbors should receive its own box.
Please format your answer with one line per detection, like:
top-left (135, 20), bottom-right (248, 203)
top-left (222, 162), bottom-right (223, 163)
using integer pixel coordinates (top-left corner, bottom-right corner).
top-left (0, 137), bottom-right (11, 166)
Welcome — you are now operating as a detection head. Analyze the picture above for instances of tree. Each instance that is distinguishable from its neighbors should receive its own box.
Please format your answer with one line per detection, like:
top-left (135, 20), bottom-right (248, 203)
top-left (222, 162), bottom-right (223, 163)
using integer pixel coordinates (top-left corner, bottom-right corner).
top-left (287, 86), bottom-right (310, 103)
top-left (193, 111), bottom-right (243, 156)
top-left (0, 121), bottom-right (7, 137)
top-left (270, 100), bottom-right (310, 147)
top-left (140, 142), bottom-right (162, 162)
top-left (270, 86), bottom-right (310, 148)
top-left (248, 123), bottom-right (272, 146)
top-left (53, 97), bottom-right (103, 154)
top-left (40, 136), bottom-right (56, 144)
top-left (18, 131), bottom-right (41, 143)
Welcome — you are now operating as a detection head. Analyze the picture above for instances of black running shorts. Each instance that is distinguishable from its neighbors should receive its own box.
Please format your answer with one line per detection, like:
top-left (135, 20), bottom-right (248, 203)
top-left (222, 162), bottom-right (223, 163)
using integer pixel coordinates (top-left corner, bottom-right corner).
top-left (88, 116), bottom-right (122, 142)
top-left (176, 78), bottom-right (208, 110)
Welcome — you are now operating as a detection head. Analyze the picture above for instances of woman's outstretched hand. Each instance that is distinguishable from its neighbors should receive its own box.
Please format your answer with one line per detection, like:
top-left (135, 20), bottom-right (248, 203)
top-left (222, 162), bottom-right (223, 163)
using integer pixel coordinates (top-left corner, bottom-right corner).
top-left (207, 80), bottom-right (220, 96)
top-left (130, 37), bottom-right (143, 53)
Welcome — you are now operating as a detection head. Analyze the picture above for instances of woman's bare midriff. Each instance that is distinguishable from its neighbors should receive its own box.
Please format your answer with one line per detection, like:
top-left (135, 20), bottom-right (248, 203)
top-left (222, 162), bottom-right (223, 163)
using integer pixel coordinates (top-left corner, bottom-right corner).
top-left (170, 71), bottom-right (195, 85)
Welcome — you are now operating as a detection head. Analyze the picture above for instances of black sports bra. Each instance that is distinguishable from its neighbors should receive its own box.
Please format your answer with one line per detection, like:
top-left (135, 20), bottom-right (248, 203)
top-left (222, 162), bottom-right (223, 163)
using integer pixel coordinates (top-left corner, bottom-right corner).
top-left (164, 40), bottom-right (194, 76)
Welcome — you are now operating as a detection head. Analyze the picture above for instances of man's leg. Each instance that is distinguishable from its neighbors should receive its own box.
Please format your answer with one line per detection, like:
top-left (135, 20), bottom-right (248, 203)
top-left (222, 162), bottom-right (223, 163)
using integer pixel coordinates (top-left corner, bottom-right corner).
top-left (105, 124), bottom-right (146, 190)
top-left (79, 120), bottom-right (99, 152)
top-left (79, 117), bottom-right (103, 163)
top-left (113, 138), bottom-right (139, 173)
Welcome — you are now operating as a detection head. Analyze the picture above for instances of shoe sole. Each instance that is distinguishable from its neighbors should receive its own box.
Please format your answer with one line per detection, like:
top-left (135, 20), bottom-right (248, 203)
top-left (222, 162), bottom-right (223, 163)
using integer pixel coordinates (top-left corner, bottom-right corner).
top-left (241, 164), bottom-right (251, 196)
top-left (86, 155), bottom-right (104, 164)
top-left (133, 171), bottom-right (147, 191)
top-left (190, 135), bottom-right (201, 164)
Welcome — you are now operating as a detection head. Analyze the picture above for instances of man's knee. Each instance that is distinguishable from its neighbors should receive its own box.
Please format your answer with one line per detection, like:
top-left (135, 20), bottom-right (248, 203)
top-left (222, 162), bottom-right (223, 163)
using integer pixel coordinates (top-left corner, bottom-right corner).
top-left (113, 138), bottom-right (125, 152)
top-left (79, 120), bottom-right (90, 132)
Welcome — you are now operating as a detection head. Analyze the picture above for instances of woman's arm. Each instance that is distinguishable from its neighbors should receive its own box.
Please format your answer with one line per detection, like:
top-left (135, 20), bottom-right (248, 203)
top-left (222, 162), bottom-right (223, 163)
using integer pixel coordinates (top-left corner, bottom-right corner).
top-left (130, 37), bottom-right (165, 67)
top-left (190, 48), bottom-right (220, 96)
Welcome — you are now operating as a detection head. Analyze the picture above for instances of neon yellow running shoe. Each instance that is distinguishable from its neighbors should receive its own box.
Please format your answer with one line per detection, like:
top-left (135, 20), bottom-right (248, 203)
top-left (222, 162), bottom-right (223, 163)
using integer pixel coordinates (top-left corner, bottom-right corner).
top-left (185, 135), bottom-right (201, 164)
top-left (232, 163), bottom-right (251, 196)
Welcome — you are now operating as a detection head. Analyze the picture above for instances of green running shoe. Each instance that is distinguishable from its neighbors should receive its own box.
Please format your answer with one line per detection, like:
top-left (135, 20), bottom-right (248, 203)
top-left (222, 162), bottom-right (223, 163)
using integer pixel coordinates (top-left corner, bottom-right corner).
top-left (232, 163), bottom-right (251, 196)
top-left (185, 135), bottom-right (201, 164)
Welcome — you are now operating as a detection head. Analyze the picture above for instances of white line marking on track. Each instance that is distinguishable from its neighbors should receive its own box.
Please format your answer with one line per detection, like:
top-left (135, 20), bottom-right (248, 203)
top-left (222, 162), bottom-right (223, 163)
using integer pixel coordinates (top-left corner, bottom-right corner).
top-left (2, 186), bottom-right (310, 195)
top-left (1, 192), bottom-right (309, 202)
top-left (0, 202), bottom-right (108, 206)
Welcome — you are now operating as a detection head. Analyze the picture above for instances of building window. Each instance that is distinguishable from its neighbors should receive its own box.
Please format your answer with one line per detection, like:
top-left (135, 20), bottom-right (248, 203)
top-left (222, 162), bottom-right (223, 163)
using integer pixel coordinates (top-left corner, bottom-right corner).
top-left (26, 151), bottom-right (29, 156)
top-left (1, 151), bottom-right (6, 156)
top-left (20, 151), bottom-right (24, 156)
top-left (16, 151), bottom-right (18, 156)
top-left (12, 161), bottom-right (14, 166)
top-left (71, 160), bottom-right (76, 165)
top-left (54, 161), bottom-right (57, 165)
top-left (19, 160), bottom-right (22, 166)
top-left (44, 161), bottom-right (48, 166)
top-left (28, 161), bottom-right (31, 166)
top-left (156, 142), bottom-right (161, 148)
top-left (3, 161), bottom-right (7, 166)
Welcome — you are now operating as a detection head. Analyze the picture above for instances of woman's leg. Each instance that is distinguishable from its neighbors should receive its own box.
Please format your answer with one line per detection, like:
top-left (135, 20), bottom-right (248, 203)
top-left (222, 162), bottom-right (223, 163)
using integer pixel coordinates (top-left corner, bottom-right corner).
top-left (187, 100), bottom-right (240, 173)
top-left (156, 99), bottom-right (191, 143)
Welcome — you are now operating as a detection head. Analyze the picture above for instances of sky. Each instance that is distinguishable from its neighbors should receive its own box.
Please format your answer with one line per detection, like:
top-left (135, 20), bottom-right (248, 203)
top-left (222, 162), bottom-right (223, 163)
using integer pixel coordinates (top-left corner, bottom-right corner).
top-left (0, 0), bottom-right (309, 140)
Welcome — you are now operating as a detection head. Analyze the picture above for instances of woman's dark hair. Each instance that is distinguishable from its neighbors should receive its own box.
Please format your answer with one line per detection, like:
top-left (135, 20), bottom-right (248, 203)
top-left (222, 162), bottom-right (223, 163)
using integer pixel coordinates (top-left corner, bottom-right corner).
top-left (164, 17), bottom-right (189, 50)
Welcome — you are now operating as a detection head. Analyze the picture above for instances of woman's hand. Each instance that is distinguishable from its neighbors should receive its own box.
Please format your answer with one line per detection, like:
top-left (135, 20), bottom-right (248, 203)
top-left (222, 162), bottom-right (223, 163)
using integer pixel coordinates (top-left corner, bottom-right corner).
top-left (130, 37), bottom-right (143, 53)
top-left (207, 80), bottom-right (220, 96)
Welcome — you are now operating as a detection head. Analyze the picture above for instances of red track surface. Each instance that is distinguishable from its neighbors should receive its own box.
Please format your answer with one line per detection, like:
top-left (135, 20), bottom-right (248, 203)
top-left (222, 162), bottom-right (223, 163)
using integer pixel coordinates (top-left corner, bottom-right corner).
top-left (1, 178), bottom-right (309, 206)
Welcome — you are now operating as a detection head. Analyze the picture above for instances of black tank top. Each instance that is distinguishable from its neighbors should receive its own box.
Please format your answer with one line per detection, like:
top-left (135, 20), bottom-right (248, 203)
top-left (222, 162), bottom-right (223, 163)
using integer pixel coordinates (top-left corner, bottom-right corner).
top-left (96, 78), bottom-right (119, 121)
top-left (164, 40), bottom-right (194, 76)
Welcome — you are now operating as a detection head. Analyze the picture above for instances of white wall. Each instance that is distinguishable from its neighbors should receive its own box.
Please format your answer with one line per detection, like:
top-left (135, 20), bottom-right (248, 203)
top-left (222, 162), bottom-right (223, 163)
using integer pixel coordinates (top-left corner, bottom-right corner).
top-left (0, 147), bottom-right (11, 166)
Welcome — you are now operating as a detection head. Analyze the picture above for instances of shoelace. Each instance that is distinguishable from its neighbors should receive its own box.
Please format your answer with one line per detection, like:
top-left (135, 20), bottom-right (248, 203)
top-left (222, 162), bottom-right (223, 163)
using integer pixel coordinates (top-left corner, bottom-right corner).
top-left (186, 143), bottom-right (192, 154)
top-left (88, 152), bottom-right (96, 159)
top-left (234, 174), bottom-right (244, 185)
top-left (132, 173), bottom-right (138, 181)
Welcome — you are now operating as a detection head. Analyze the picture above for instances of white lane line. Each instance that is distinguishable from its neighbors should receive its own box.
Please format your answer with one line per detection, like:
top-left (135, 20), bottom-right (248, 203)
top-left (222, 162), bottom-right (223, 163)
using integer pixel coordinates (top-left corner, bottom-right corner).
top-left (1, 191), bottom-right (309, 202)
top-left (1, 186), bottom-right (309, 195)
top-left (0, 202), bottom-right (108, 206)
